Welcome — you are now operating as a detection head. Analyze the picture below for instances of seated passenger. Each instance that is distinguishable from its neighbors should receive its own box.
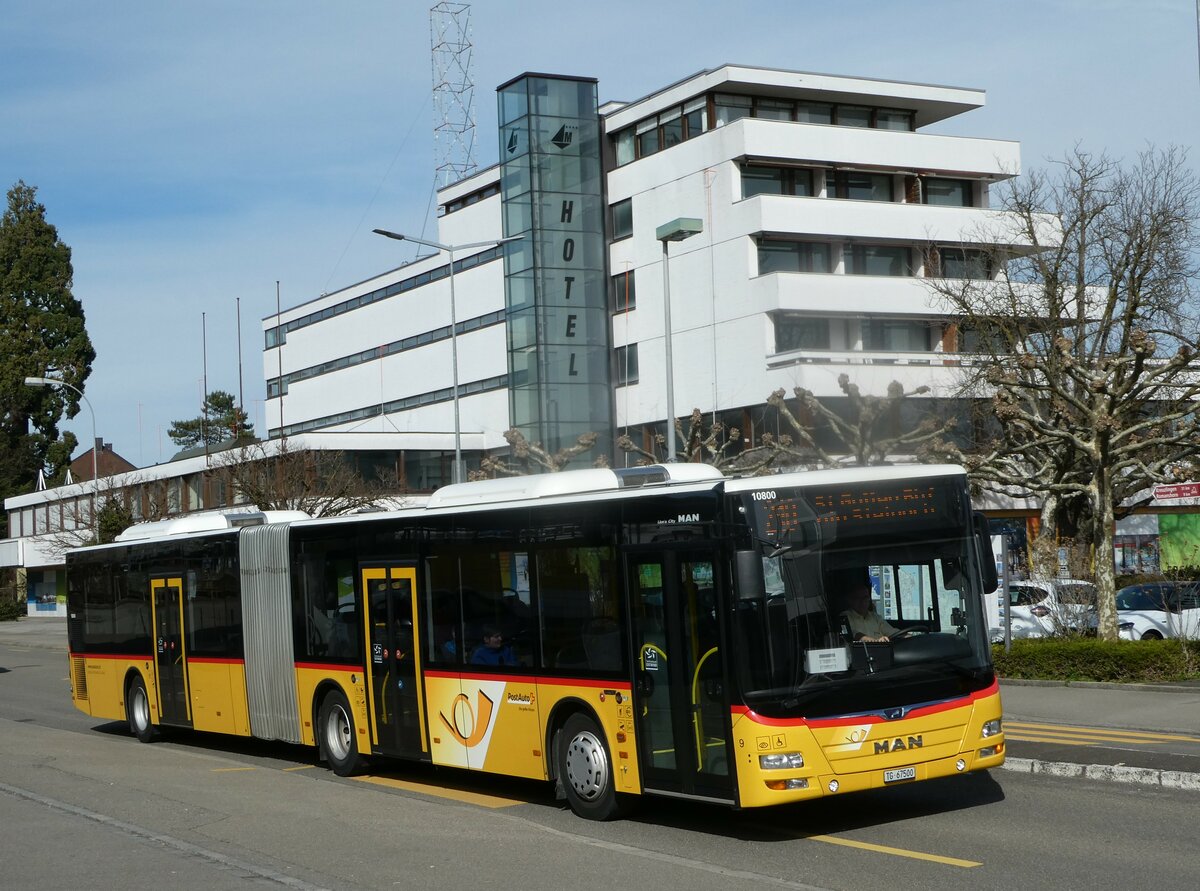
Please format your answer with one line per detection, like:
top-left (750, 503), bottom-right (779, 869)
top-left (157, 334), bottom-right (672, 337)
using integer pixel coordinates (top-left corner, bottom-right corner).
top-left (470, 626), bottom-right (518, 667)
top-left (841, 580), bottom-right (897, 642)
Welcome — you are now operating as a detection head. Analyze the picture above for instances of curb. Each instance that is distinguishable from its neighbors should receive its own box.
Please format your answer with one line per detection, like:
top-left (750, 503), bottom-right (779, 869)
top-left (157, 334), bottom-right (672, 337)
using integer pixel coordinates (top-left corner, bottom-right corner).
top-left (1000, 757), bottom-right (1200, 792)
top-left (1000, 678), bottom-right (1200, 695)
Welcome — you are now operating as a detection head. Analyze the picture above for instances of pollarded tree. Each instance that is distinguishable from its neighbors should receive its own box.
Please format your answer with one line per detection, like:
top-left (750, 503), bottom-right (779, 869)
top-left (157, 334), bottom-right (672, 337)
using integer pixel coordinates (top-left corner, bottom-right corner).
top-left (766, 375), bottom-right (955, 469)
top-left (0, 181), bottom-right (95, 536)
top-left (926, 147), bottom-right (1200, 640)
top-left (475, 428), bottom-right (609, 478)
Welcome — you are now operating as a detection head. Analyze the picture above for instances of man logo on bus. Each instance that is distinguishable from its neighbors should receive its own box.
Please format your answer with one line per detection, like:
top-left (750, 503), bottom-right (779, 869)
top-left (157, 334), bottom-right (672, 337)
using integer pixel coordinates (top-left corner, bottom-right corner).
top-left (439, 690), bottom-right (495, 748)
top-left (874, 735), bottom-right (923, 754)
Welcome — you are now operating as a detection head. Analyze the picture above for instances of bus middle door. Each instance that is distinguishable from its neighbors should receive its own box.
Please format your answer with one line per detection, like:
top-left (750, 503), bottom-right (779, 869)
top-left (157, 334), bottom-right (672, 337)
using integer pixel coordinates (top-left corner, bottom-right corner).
top-left (150, 576), bottom-right (192, 728)
top-left (627, 549), bottom-right (733, 803)
top-left (361, 565), bottom-right (427, 759)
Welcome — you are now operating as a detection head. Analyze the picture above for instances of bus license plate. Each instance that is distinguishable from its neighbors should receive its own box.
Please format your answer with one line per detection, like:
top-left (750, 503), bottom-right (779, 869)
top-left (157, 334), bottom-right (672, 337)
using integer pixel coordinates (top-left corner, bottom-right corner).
top-left (884, 766), bottom-right (916, 783)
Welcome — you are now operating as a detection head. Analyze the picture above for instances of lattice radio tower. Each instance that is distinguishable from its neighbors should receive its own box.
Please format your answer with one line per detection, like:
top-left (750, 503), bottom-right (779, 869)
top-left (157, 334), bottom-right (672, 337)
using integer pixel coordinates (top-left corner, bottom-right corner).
top-left (430, 2), bottom-right (477, 188)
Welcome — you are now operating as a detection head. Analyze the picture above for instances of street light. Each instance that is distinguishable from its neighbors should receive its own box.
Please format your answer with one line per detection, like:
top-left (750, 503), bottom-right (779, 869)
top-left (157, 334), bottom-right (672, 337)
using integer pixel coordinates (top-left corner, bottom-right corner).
top-left (655, 217), bottom-right (703, 463)
top-left (372, 229), bottom-right (522, 484)
top-left (25, 374), bottom-right (99, 535)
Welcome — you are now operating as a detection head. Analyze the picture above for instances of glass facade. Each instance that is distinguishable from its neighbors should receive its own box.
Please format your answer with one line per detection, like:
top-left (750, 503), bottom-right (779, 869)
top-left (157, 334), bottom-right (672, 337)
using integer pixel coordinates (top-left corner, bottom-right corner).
top-left (498, 75), bottom-right (613, 461)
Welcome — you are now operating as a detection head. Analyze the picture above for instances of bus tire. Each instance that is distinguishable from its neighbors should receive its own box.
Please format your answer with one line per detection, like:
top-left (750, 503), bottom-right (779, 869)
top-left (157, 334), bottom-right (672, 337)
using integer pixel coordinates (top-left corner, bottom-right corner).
top-left (126, 674), bottom-right (158, 743)
top-left (319, 689), bottom-right (364, 777)
top-left (558, 712), bottom-right (623, 821)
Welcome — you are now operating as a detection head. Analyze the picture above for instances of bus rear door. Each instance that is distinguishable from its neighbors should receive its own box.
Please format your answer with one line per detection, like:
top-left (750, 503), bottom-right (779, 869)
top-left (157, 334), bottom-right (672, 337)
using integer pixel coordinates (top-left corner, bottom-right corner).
top-left (150, 576), bottom-right (192, 729)
top-left (361, 565), bottom-right (428, 759)
top-left (627, 548), bottom-right (734, 803)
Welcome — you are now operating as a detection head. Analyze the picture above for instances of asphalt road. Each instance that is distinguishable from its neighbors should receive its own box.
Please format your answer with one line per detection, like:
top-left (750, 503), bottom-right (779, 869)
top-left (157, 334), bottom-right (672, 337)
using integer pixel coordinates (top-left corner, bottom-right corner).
top-left (3, 639), bottom-right (1200, 890)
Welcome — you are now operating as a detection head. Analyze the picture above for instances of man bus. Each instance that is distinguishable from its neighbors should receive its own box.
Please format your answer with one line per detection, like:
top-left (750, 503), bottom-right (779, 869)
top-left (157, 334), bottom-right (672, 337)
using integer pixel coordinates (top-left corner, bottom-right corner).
top-left (67, 462), bottom-right (1003, 820)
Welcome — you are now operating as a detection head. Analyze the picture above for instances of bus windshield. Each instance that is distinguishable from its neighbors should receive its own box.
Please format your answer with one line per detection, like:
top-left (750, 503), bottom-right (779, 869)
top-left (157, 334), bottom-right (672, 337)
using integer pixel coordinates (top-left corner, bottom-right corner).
top-left (733, 474), bottom-right (994, 719)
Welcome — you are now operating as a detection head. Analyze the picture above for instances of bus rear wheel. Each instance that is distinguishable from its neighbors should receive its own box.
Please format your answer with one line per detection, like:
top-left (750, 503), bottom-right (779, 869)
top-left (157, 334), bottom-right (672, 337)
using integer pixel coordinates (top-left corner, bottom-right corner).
top-left (126, 675), bottom-right (158, 743)
top-left (319, 689), bottom-right (364, 776)
top-left (558, 713), bottom-right (623, 821)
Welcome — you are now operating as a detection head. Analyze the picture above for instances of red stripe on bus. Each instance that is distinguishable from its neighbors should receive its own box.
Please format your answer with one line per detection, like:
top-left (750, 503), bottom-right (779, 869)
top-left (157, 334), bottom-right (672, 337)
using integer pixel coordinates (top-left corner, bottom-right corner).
top-left (423, 668), bottom-right (630, 690)
top-left (67, 651), bottom-right (151, 661)
top-left (731, 679), bottom-right (1000, 727)
top-left (294, 662), bottom-right (365, 674)
top-left (186, 656), bottom-right (244, 665)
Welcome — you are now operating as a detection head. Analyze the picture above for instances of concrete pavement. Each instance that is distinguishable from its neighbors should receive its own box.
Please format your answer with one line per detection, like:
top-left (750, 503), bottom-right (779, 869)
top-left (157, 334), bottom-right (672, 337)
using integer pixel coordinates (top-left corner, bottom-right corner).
top-left (4, 616), bottom-right (1198, 792)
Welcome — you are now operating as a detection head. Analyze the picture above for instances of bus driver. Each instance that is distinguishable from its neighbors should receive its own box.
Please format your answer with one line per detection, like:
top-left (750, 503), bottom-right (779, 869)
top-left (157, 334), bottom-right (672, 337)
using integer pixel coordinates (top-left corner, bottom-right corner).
top-left (842, 579), bottom-right (897, 642)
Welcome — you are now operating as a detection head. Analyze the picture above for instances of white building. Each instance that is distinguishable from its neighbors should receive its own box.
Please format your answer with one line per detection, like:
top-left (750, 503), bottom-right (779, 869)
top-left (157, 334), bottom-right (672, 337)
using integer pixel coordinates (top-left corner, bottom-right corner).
top-left (263, 64), bottom-right (1037, 477)
top-left (4, 63), bottom-right (1048, 608)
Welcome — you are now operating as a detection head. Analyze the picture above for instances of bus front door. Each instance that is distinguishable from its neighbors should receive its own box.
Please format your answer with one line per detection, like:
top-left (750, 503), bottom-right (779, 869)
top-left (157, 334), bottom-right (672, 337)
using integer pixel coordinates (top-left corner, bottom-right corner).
top-left (628, 550), bottom-right (733, 803)
top-left (361, 565), bottom-right (427, 759)
top-left (150, 576), bottom-right (192, 728)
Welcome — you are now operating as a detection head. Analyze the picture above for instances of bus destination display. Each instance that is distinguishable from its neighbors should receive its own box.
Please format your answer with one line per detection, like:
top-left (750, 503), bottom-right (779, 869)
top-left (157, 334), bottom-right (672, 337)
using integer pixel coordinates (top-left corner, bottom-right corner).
top-left (758, 482), bottom-right (952, 540)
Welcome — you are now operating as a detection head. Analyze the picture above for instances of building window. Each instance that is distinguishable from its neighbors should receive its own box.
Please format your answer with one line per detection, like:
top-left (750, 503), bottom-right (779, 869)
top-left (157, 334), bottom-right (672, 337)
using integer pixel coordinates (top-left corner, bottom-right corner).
top-left (774, 315), bottom-right (831, 352)
top-left (939, 248), bottom-right (993, 280)
top-left (833, 105), bottom-right (871, 128)
top-left (827, 170), bottom-right (893, 202)
top-left (660, 110), bottom-right (684, 149)
top-left (614, 128), bottom-right (635, 166)
top-left (611, 198), bottom-right (633, 240)
top-left (796, 102), bottom-right (833, 124)
top-left (741, 164), bottom-right (813, 199)
top-left (614, 344), bottom-right (638, 386)
top-left (755, 98), bottom-right (794, 120)
top-left (610, 270), bottom-right (636, 312)
top-left (636, 119), bottom-right (659, 158)
top-left (846, 244), bottom-right (911, 276)
top-left (863, 319), bottom-right (933, 352)
top-left (874, 108), bottom-right (914, 131)
top-left (713, 93), bottom-right (753, 127)
top-left (924, 178), bottom-right (974, 207)
top-left (757, 239), bottom-right (831, 274)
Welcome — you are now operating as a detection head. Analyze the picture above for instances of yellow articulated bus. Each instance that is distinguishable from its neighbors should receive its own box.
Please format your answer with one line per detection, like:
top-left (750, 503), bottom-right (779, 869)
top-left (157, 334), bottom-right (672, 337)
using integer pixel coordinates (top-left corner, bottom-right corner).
top-left (67, 463), bottom-right (1004, 820)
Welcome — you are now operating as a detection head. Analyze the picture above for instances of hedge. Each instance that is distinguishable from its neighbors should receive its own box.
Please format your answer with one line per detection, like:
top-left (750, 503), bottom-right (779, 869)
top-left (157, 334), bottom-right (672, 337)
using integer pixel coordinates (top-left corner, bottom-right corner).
top-left (993, 638), bottom-right (1200, 683)
top-left (0, 597), bottom-right (23, 622)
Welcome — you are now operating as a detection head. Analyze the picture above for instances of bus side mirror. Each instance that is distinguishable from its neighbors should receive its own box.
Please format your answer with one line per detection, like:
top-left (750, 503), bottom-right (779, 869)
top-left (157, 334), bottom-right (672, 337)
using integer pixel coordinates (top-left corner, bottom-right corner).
top-left (973, 513), bottom-right (999, 594)
top-left (736, 550), bottom-right (766, 601)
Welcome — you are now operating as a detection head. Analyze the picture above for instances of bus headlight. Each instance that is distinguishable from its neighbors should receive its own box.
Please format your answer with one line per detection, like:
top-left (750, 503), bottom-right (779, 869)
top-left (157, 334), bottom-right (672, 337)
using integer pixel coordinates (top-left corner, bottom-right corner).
top-left (981, 719), bottom-right (1002, 738)
top-left (759, 752), bottom-right (804, 770)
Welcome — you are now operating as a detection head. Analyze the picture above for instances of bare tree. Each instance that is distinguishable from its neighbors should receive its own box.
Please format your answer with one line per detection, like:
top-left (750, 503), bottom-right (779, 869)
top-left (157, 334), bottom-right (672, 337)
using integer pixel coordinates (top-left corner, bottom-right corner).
top-left (766, 376), bottom-right (955, 468)
top-left (616, 409), bottom-right (778, 474)
top-left (926, 147), bottom-right (1200, 639)
top-left (473, 428), bottom-right (609, 478)
top-left (214, 439), bottom-right (401, 518)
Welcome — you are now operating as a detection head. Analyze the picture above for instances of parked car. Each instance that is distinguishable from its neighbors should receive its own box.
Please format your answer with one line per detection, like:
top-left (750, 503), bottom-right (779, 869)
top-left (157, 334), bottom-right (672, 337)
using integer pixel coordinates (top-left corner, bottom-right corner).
top-left (992, 578), bottom-right (1098, 641)
top-left (1116, 582), bottom-right (1200, 641)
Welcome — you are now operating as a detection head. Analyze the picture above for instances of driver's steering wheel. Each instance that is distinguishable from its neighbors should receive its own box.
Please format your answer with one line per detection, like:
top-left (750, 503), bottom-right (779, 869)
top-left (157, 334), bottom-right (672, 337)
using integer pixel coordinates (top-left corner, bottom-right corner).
top-left (889, 625), bottom-right (930, 640)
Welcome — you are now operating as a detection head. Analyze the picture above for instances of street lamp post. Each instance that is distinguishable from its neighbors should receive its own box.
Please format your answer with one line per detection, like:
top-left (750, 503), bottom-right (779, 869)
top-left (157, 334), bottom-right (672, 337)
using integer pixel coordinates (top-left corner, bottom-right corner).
top-left (655, 218), bottom-right (703, 463)
top-left (372, 229), bottom-right (521, 484)
top-left (25, 375), bottom-right (99, 536)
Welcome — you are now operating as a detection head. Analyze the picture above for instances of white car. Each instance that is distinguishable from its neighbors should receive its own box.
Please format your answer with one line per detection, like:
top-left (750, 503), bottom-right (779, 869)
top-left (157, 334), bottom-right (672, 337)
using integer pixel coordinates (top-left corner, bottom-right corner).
top-left (992, 579), bottom-right (1098, 641)
top-left (1116, 582), bottom-right (1200, 641)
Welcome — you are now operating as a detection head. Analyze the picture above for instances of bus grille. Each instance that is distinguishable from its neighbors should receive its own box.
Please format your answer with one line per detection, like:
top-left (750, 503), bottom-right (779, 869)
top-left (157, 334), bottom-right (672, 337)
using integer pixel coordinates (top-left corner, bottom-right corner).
top-left (71, 657), bottom-right (88, 700)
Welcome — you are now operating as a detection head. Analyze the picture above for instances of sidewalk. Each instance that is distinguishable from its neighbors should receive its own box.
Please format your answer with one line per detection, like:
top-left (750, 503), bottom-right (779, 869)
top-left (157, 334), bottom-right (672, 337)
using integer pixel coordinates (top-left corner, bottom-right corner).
top-left (0, 616), bottom-right (67, 651)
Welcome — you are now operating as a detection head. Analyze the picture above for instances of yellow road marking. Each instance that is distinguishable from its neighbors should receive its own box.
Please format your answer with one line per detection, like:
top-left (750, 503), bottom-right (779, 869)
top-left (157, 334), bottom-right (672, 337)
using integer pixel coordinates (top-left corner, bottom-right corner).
top-left (1006, 735), bottom-right (1094, 746)
top-left (282, 765), bottom-right (317, 772)
top-left (354, 774), bottom-right (522, 808)
top-left (1009, 729), bottom-right (1182, 745)
top-left (808, 834), bottom-right (981, 867)
top-left (1006, 722), bottom-right (1200, 743)
top-left (212, 767), bottom-right (258, 773)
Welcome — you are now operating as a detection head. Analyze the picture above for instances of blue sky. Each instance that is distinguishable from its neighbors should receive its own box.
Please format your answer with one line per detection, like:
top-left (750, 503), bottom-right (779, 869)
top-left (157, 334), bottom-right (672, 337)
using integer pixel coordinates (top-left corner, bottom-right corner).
top-left (3, 0), bottom-right (1197, 467)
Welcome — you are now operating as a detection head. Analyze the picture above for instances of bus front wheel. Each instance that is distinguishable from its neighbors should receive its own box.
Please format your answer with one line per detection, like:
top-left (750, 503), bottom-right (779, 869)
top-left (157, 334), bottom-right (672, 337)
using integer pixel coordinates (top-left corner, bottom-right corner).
top-left (319, 690), bottom-right (364, 776)
top-left (558, 713), bottom-right (623, 821)
top-left (126, 675), bottom-right (158, 743)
